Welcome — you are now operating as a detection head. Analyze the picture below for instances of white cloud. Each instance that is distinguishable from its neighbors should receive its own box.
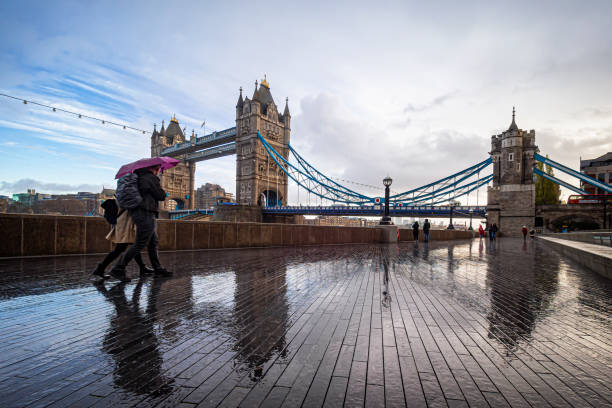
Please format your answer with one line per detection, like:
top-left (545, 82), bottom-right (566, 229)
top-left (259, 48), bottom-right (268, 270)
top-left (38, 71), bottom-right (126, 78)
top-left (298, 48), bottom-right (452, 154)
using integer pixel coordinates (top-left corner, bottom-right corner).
top-left (0, 179), bottom-right (103, 195)
top-left (1, 0), bottom-right (611, 203)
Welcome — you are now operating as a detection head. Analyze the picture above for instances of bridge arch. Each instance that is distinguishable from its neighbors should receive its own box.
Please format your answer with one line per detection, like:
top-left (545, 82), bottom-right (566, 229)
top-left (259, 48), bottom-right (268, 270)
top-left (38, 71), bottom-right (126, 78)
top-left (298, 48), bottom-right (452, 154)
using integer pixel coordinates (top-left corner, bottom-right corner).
top-left (168, 198), bottom-right (186, 210)
top-left (547, 214), bottom-right (600, 232)
top-left (257, 189), bottom-right (282, 207)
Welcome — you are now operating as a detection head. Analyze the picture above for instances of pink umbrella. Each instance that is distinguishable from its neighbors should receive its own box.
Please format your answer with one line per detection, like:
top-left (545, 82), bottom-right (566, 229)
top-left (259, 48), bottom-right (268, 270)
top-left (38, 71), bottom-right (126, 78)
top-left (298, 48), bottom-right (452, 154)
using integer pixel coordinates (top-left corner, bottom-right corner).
top-left (115, 156), bottom-right (181, 179)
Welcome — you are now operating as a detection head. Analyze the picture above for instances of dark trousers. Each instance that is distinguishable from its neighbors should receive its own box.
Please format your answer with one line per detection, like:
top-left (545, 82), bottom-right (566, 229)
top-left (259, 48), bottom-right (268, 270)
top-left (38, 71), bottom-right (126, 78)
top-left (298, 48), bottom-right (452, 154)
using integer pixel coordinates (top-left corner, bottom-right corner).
top-left (116, 209), bottom-right (161, 269)
top-left (100, 243), bottom-right (145, 270)
top-left (413, 230), bottom-right (419, 241)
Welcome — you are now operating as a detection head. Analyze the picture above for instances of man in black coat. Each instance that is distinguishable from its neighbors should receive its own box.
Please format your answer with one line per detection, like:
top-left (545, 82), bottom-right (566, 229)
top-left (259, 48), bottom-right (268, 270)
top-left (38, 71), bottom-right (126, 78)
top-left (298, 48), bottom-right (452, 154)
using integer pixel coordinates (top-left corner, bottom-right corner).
top-left (423, 219), bottom-right (431, 242)
top-left (110, 165), bottom-right (171, 281)
top-left (412, 221), bottom-right (419, 241)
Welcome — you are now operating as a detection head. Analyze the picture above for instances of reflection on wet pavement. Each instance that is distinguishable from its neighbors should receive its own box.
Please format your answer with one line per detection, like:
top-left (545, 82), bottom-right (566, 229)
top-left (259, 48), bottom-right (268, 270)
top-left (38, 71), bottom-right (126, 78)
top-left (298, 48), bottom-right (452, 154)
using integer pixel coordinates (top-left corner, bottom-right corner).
top-left (0, 239), bottom-right (610, 407)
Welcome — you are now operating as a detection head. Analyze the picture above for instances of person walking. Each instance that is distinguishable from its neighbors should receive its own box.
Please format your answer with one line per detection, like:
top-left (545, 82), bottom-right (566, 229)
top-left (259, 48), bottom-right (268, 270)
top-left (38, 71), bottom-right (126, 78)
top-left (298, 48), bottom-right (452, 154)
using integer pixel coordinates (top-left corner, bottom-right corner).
top-left (478, 224), bottom-right (485, 239)
top-left (110, 165), bottom-right (171, 282)
top-left (412, 220), bottom-right (420, 241)
top-left (423, 219), bottom-right (431, 242)
top-left (92, 200), bottom-right (153, 279)
top-left (521, 225), bottom-right (528, 241)
top-left (490, 223), bottom-right (498, 240)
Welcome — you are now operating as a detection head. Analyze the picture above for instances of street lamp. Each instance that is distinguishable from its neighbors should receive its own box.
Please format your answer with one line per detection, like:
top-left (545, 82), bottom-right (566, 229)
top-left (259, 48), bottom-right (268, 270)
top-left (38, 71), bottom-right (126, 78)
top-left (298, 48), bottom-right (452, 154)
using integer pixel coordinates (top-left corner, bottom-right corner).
top-left (447, 204), bottom-right (455, 229)
top-left (468, 209), bottom-right (474, 231)
top-left (380, 176), bottom-right (393, 225)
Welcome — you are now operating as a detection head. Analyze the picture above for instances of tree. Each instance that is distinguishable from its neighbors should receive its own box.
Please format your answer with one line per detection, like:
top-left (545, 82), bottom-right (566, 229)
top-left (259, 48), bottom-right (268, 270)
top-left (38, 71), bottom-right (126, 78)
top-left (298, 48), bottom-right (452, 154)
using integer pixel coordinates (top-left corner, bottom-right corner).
top-left (535, 155), bottom-right (561, 205)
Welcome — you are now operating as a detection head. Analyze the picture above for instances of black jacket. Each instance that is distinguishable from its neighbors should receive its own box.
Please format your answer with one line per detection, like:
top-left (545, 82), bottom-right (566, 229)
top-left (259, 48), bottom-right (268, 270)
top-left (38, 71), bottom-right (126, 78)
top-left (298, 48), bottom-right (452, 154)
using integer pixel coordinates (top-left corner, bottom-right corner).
top-left (423, 221), bottom-right (430, 232)
top-left (135, 169), bottom-right (166, 214)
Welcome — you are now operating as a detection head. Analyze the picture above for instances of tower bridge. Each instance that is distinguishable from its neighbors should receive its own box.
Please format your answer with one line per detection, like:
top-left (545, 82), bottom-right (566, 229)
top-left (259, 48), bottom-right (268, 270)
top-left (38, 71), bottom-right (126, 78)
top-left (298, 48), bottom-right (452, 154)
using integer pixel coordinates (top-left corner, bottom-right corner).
top-left (153, 79), bottom-right (611, 235)
top-left (161, 126), bottom-right (237, 159)
top-left (154, 77), bottom-right (290, 211)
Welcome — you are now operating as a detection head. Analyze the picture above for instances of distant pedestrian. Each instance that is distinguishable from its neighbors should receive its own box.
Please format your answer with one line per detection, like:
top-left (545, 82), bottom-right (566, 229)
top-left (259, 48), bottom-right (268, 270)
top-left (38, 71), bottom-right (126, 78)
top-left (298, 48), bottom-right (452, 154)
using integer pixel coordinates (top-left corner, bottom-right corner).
top-left (529, 229), bottom-right (535, 239)
top-left (423, 219), bottom-right (431, 242)
top-left (412, 221), bottom-right (419, 241)
top-left (490, 223), bottom-right (498, 240)
top-left (478, 224), bottom-right (485, 239)
top-left (92, 199), bottom-right (153, 279)
top-left (110, 165), bottom-right (171, 282)
top-left (522, 225), bottom-right (528, 241)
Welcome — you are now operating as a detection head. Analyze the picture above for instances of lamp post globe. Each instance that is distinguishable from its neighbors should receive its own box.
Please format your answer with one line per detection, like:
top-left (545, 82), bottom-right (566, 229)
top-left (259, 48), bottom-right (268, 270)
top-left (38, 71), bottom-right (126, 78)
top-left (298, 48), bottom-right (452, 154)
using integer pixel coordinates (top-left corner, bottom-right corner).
top-left (380, 175), bottom-right (393, 225)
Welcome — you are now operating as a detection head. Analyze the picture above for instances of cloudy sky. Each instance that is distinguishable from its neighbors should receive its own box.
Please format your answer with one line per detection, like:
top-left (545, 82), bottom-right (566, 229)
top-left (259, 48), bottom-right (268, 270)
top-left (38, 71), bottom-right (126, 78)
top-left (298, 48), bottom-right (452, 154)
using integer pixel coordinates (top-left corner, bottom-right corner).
top-left (1, 0), bottom-right (611, 203)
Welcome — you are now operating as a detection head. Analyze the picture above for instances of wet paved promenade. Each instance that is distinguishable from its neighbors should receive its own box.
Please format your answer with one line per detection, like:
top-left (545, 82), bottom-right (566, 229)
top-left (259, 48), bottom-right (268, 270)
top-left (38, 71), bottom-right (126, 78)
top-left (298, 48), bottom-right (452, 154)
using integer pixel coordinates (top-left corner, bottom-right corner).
top-left (0, 239), bottom-right (610, 408)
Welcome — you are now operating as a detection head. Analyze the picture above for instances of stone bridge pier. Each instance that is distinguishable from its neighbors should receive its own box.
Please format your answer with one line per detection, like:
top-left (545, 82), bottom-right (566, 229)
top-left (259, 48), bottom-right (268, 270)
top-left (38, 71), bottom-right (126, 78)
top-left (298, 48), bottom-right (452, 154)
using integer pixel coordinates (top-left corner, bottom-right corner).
top-left (486, 110), bottom-right (610, 235)
top-left (487, 108), bottom-right (538, 237)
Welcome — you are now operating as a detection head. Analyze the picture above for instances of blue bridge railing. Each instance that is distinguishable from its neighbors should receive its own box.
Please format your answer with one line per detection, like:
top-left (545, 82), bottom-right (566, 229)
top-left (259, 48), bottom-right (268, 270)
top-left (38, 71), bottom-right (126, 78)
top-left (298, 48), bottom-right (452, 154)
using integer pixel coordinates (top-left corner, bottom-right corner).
top-left (169, 205), bottom-right (486, 219)
top-left (263, 205), bottom-right (486, 217)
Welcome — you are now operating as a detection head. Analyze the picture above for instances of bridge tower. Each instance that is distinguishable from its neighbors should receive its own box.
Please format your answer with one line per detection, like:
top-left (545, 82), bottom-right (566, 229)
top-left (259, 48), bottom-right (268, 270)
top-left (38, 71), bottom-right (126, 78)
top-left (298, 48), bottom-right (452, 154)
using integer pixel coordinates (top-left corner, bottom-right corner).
top-left (487, 108), bottom-right (539, 236)
top-left (235, 77), bottom-right (290, 206)
top-left (151, 116), bottom-right (196, 210)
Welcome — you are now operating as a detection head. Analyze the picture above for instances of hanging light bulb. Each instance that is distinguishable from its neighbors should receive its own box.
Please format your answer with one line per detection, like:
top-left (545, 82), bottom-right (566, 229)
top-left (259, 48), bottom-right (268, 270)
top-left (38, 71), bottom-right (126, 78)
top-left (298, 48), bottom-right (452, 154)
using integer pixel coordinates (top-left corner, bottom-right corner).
top-left (123, 126), bottom-right (126, 129)
top-left (78, 114), bottom-right (81, 118)
top-left (52, 108), bottom-right (56, 112)
top-left (101, 120), bottom-right (105, 124)
top-left (23, 100), bottom-right (27, 104)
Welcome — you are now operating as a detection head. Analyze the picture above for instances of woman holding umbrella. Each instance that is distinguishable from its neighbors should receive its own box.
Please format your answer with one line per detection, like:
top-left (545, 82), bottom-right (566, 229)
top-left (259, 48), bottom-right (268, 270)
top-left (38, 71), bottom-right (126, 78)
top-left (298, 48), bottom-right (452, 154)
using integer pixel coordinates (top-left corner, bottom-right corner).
top-left (92, 200), bottom-right (154, 279)
top-left (109, 157), bottom-right (178, 282)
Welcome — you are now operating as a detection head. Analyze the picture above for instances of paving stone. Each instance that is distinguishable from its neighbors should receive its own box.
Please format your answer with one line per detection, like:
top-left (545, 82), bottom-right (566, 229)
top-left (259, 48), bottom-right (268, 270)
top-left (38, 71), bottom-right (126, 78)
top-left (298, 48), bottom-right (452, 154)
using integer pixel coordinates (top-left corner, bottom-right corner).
top-left (0, 239), bottom-right (609, 407)
top-left (345, 360), bottom-right (367, 408)
top-left (323, 376), bottom-right (348, 407)
top-left (383, 346), bottom-right (406, 407)
top-left (365, 383), bottom-right (385, 408)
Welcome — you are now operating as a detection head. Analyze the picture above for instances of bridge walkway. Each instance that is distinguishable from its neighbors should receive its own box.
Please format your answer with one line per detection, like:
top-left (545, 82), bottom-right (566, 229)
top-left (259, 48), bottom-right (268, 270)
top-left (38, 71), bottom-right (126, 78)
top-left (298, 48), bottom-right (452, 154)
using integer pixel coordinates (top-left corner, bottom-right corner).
top-left (0, 240), bottom-right (609, 407)
top-left (540, 235), bottom-right (612, 279)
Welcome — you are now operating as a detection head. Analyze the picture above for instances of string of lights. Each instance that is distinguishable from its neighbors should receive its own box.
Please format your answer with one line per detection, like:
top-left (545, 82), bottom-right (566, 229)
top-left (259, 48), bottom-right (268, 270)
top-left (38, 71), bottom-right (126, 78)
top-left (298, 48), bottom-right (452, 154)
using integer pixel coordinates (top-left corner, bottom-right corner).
top-left (0, 92), bottom-right (151, 135)
top-left (328, 176), bottom-right (383, 191)
top-left (327, 176), bottom-right (405, 195)
top-left (0, 93), bottom-right (401, 196)
top-left (1, 92), bottom-right (486, 204)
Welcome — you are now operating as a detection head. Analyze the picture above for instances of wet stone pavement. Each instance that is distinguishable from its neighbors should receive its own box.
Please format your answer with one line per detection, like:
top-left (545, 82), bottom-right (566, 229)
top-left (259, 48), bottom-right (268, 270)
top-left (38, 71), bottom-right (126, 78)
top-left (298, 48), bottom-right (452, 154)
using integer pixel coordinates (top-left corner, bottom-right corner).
top-left (0, 239), bottom-right (610, 408)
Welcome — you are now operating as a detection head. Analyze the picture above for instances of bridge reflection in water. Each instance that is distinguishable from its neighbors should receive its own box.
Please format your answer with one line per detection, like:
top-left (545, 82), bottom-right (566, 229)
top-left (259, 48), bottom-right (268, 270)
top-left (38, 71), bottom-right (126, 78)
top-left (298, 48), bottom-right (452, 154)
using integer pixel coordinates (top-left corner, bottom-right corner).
top-left (0, 240), bottom-right (609, 407)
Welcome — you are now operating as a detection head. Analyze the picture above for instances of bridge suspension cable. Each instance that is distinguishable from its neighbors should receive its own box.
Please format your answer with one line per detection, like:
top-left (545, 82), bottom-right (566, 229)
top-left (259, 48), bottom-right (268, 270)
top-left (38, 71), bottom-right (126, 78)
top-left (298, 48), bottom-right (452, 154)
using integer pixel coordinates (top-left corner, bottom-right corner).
top-left (290, 147), bottom-right (404, 193)
top-left (288, 145), bottom-right (372, 201)
top-left (389, 158), bottom-right (492, 202)
top-left (534, 153), bottom-right (611, 194)
top-left (258, 132), bottom-right (372, 204)
top-left (257, 131), bottom-right (493, 206)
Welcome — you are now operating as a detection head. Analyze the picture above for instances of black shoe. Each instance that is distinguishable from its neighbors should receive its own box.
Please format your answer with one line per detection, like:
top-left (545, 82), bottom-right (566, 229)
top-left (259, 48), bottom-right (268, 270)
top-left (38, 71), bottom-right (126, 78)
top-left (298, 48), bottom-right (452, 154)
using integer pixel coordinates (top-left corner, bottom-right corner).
top-left (92, 264), bottom-right (108, 279)
top-left (153, 267), bottom-right (172, 277)
top-left (139, 265), bottom-right (155, 275)
top-left (93, 280), bottom-right (107, 293)
top-left (109, 266), bottom-right (131, 283)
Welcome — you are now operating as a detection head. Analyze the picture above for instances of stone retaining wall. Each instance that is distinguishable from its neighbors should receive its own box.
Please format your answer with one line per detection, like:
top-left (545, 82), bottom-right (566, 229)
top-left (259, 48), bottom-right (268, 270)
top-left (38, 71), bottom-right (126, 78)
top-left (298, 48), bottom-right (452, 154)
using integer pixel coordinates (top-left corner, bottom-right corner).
top-left (0, 213), bottom-right (381, 257)
top-left (541, 231), bottom-right (612, 246)
top-left (539, 236), bottom-right (611, 280)
top-left (0, 214), bottom-right (476, 258)
top-left (398, 228), bottom-right (473, 241)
